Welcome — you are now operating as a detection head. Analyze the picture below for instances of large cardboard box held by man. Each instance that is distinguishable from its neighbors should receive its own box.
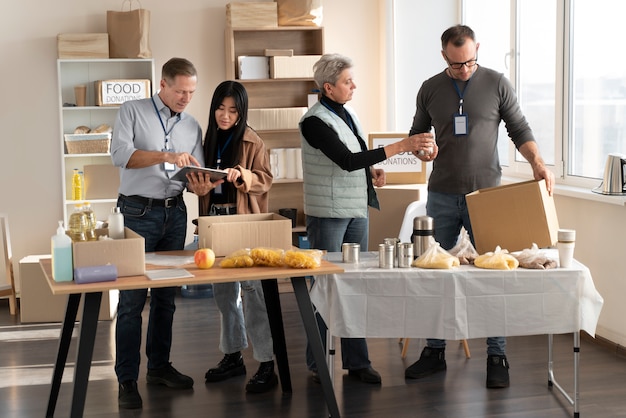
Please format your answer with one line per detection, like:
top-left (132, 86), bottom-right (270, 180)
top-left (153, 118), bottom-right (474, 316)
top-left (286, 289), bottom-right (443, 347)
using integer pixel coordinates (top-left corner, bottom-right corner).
top-left (466, 180), bottom-right (559, 254)
top-left (197, 213), bottom-right (292, 257)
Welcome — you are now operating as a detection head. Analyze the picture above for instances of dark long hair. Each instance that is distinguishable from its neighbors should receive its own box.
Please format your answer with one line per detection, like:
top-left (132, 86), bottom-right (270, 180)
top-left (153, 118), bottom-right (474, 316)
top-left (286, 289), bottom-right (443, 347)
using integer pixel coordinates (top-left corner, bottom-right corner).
top-left (203, 80), bottom-right (249, 168)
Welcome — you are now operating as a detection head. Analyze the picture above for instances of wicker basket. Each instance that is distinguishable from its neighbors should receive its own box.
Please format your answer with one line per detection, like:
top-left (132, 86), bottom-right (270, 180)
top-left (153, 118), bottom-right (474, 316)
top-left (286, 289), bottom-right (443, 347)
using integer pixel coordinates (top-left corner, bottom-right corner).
top-left (64, 133), bottom-right (111, 154)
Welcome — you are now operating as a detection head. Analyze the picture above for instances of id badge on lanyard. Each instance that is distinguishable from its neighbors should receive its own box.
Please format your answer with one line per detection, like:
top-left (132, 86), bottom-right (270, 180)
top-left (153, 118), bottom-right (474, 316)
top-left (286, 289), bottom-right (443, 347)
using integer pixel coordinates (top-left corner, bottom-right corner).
top-left (163, 139), bottom-right (176, 171)
top-left (452, 81), bottom-right (469, 136)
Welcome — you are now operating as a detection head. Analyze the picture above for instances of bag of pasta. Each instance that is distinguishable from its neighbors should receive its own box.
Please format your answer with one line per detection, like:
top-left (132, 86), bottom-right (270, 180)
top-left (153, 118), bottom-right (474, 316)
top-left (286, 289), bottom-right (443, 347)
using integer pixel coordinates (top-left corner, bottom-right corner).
top-left (250, 247), bottom-right (285, 267)
top-left (448, 227), bottom-right (479, 265)
top-left (284, 249), bottom-right (323, 269)
top-left (474, 246), bottom-right (519, 270)
top-left (412, 242), bottom-right (460, 269)
top-left (513, 243), bottom-right (558, 269)
top-left (220, 249), bottom-right (254, 268)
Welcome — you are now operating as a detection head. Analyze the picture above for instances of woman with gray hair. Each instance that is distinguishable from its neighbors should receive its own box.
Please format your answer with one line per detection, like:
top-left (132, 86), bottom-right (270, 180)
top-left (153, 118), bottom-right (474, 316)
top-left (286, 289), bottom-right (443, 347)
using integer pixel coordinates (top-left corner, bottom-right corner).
top-left (300, 53), bottom-right (428, 384)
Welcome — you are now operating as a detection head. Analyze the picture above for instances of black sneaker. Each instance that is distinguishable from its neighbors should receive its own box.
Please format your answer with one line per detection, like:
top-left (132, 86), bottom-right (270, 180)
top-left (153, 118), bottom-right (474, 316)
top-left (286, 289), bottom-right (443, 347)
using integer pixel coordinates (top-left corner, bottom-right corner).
top-left (245, 360), bottom-right (278, 393)
top-left (118, 380), bottom-right (142, 409)
top-left (347, 366), bottom-right (382, 384)
top-left (146, 363), bottom-right (194, 389)
top-left (405, 347), bottom-right (447, 379)
top-left (205, 352), bottom-right (246, 382)
top-left (486, 354), bottom-right (510, 388)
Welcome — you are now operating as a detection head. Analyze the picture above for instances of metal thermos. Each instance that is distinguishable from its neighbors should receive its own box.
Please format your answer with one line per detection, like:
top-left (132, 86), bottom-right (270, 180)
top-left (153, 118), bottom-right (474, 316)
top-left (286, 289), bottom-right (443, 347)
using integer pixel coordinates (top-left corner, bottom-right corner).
top-left (412, 216), bottom-right (434, 258)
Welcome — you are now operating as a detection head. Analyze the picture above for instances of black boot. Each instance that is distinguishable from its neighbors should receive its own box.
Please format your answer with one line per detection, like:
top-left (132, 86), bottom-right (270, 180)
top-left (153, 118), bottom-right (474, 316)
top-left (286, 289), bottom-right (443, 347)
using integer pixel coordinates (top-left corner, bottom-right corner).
top-left (205, 352), bottom-right (246, 382)
top-left (245, 360), bottom-right (278, 393)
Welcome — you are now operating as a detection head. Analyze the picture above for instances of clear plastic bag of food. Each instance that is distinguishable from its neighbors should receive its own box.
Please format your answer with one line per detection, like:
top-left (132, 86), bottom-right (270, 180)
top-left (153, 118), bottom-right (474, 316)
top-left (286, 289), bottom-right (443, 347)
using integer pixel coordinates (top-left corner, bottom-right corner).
top-left (284, 249), bottom-right (323, 269)
top-left (513, 243), bottom-right (558, 269)
top-left (219, 248), bottom-right (254, 268)
top-left (250, 247), bottom-right (285, 267)
top-left (412, 242), bottom-right (460, 269)
top-left (448, 228), bottom-right (479, 265)
top-left (474, 246), bottom-right (519, 270)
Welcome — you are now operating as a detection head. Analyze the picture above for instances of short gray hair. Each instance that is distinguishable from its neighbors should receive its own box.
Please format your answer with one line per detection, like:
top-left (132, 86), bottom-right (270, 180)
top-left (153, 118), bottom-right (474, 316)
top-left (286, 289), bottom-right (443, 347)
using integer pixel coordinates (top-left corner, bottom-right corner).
top-left (313, 53), bottom-right (353, 89)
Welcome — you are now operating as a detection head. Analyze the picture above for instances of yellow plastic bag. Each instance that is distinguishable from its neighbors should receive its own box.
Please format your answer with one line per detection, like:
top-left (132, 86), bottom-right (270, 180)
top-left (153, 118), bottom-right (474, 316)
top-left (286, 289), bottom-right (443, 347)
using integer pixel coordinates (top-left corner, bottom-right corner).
top-left (412, 242), bottom-right (460, 269)
top-left (474, 246), bottom-right (519, 270)
top-left (284, 249), bottom-right (323, 269)
top-left (220, 249), bottom-right (254, 268)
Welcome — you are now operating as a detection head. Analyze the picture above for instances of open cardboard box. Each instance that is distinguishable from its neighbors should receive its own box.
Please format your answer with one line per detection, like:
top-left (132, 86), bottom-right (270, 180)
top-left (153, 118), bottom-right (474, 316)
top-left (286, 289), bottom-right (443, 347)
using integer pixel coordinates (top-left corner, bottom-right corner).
top-left (197, 213), bottom-right (292, 257)
top-left (466, 179), bottom-right (559, 254)
top-left (72, 227), bottom-right (145, 277)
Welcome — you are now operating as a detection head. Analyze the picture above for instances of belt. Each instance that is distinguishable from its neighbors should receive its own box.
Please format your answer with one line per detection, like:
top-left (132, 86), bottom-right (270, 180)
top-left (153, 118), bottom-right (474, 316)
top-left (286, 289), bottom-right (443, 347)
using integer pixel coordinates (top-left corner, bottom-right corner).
top-left (120, 194), bottom-right (182, 208)
top-left (209, 203), bottom-right (237, 216)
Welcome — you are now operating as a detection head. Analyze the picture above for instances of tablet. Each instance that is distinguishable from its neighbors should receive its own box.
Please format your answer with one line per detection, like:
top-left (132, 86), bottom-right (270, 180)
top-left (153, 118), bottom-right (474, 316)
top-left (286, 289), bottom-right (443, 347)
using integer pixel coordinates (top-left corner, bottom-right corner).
top-left (170, 166), bottom-right (228, 182)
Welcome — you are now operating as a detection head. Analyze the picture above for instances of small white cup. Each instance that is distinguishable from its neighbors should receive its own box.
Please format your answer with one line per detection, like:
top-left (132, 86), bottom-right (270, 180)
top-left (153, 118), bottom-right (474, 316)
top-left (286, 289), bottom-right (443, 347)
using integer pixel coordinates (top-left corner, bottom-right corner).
top-left (557, 229), bottom-right (576, 268)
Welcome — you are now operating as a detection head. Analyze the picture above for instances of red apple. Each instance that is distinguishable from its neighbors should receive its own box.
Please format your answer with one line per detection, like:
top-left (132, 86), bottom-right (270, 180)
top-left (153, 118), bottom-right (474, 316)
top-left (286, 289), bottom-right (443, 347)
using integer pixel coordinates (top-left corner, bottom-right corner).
top-left (194, 248), bottom-right (216, 269)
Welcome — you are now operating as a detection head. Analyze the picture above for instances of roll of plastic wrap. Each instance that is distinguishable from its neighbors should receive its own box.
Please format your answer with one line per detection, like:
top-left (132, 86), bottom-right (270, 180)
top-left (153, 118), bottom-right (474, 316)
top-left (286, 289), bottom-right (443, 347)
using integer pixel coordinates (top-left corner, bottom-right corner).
top-left (275, 148), bottom-right (287, 179)
top-left (74, 264), bottom-right (118, 284)
top-left (295, 148), bottom-right (303, 179)
top-left (269, 149), bottom-right (280, 179)
top-left (285, 148), bottom-right (298, 179)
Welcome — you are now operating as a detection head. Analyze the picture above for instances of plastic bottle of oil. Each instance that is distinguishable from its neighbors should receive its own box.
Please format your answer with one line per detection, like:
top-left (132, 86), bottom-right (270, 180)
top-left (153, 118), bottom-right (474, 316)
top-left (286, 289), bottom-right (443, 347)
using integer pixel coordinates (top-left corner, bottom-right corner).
top-left (72, 168), bottom-right (83, 201)
top-left (83, 201), bottom-right (97, 241)
top-left (68, 203), bottom-right (87, 242)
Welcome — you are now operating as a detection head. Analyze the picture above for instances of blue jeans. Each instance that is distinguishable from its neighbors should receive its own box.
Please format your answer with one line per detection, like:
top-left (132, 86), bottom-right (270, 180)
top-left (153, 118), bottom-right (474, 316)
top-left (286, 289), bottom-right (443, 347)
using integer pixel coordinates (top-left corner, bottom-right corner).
top-left (305, 215), bottom-right (372, 371)
top-left (426, 191), bottom-right (506, 356)
top-left (114, 195), bottom-right (188, 383)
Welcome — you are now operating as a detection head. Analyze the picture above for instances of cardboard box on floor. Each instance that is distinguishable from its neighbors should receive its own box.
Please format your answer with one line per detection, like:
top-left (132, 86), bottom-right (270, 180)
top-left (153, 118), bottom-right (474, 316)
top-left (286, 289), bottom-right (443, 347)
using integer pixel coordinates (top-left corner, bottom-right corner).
top-left (197, 213), bottom-right (292, 257)
top-left (19, 255), bottom-right (118, 323)
top-left (466, 179), bottom-right (559, 254)
top-left (72, 228), bottom-right (145, 277)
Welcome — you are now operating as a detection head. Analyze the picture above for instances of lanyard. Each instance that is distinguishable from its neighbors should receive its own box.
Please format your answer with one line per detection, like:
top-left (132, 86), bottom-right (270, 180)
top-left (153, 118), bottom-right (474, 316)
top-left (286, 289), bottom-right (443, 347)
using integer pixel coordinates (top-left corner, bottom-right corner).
top-left (151, 97), bottom-right (180, 150)
top-left (451, 77), bottom-right (471, 114)
top-left (321, 100), bottom-right (355, 133)
top-left (216, 133), bottom-right (233, 169)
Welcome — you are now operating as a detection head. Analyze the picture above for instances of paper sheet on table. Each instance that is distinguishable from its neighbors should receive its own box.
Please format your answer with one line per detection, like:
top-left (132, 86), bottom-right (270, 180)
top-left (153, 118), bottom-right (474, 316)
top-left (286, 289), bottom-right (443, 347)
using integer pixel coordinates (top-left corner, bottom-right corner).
top-left (146, 269), bottom-right (194, 280)
top-left (144, 253), bottom-right (194, 266)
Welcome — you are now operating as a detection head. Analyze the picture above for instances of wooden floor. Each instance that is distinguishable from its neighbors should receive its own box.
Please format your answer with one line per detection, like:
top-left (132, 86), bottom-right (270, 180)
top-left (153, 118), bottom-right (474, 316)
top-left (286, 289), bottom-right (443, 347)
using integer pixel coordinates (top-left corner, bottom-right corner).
top-left (1, 290), bottom-right (626, 418)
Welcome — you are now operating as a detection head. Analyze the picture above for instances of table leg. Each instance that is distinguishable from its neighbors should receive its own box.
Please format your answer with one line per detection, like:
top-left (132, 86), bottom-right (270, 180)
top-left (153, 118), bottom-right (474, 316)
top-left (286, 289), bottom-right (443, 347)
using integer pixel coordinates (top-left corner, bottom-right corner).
top-left (291, 276), bottom-right (341, 418)
top-left (261, 278), bottom-right (292, 394)
top-left (547, 333), bottom-right (580, 418)
top-left (69, 292), bottom-right (102, 418)
top-left (46, 293), bottom-right (81, 418)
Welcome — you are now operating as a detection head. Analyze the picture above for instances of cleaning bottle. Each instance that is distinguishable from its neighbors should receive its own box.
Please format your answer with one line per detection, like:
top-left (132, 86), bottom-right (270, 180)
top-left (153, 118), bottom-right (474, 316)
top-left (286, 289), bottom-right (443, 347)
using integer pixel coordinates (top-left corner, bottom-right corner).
top-left (51, 220), bottom-right (73, 282)
top-left (107, 207), bottom-right (125, 239)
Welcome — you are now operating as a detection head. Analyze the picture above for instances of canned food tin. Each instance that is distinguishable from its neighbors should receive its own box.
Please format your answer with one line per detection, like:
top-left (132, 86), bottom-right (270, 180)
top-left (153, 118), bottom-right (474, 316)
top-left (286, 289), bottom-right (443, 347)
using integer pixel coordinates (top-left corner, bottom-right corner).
top-left (397, 243), bottom-right (414, 268)
top-left (342, 243), bottom-right (360, 263)
top-left (379, 243), bottom-right (395, 269)
top-left (383, 237), bottom-right (400, 266)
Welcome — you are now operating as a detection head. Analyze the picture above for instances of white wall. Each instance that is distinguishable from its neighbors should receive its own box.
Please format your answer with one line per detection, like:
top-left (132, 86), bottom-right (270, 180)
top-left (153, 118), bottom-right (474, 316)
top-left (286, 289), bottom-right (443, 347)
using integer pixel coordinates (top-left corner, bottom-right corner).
top-left (2, 0), bottom-right (625, 349)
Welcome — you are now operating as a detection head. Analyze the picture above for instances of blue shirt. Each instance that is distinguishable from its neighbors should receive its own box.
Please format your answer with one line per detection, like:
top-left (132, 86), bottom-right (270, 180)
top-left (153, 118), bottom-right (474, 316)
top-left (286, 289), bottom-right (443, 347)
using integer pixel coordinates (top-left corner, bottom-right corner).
top-left (111, 94), bottom-right (204, 198)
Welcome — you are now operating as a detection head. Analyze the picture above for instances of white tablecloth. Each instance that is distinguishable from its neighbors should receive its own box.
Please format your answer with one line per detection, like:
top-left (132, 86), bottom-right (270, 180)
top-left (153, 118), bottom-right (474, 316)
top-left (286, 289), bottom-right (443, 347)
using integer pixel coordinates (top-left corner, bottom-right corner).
top-left (310, 251), bottom-right (603, 340)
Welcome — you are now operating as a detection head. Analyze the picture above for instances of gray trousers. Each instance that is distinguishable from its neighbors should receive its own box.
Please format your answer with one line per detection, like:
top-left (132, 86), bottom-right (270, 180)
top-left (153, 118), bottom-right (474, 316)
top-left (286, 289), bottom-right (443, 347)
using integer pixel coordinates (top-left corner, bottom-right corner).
top-left (213, 280), bottom-right (274, 362)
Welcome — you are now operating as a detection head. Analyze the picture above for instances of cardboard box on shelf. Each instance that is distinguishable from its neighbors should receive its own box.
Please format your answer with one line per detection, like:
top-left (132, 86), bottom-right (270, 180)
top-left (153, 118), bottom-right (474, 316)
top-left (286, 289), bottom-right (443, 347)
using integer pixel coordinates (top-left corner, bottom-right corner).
top-left (72, 228), bottom-right (145, 277)
top-left (84, 164), bottom-right (120, 200)
top-left (466, 179), bottom-right (560, 254)
top-left (247, 107), bottom-right (308, 130)
top-left (237, 56), bottom-right (270, 80)
top-left (19, 255), bottom-right (117, 323)
top-left (197, 213), bottom-right (292, 257)
top-left (57, 33), bottom-right (109, 59)
top-left (226, 2), bottom-right (278, 27)
top-left (270, 55), bottom-right (321, 79)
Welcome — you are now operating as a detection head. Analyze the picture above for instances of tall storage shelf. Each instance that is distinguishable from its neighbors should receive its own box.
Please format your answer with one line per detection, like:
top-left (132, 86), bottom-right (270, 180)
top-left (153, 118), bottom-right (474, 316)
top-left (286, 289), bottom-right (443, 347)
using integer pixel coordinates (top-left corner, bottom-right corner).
top-left (224, 26), bottom-right (324, 230)
top-left (57, 58), bottom-right (156, 226)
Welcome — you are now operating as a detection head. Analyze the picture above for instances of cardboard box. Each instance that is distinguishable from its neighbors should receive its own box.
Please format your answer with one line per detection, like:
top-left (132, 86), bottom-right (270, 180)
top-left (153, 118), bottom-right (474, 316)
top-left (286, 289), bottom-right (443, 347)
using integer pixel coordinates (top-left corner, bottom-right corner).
top-left (94, 79), bottom-right (151, 106)
top-left (197, 213), bottom-right (292, 257)
top-left (19, 255), bottom-right (117, 323)
top-left (72, 228), bottom-right (145, 277)
top-left (264, 49), bottom-right (294, 57)
top-left (247, 107), bottom-right (307, 130)
top-left (466, 179), bottom-right (560, 254)
top-left (270, 55), bottom-right (321, 79)
top-left (237, 56), bottom-right (269, 80)
top-left (84, 164), bottom-right (120, 200)
top-left (57, 33), bottom-right (109, 59)
top-left (226, 2), bottom-right (278, 27)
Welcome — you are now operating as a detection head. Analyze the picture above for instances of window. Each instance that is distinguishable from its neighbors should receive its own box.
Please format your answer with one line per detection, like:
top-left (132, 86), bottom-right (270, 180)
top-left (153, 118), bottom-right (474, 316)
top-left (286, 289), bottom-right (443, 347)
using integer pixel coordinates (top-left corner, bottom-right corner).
top-left (464, 0), bottom-right (626, 186)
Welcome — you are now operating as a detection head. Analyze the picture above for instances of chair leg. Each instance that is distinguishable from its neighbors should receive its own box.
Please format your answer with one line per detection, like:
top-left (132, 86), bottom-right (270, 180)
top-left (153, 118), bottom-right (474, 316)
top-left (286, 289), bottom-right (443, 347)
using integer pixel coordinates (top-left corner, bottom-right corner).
top-left (401, 338), bottom-right (410, 358)
top-left (461, 339), bottom-right (471, 358)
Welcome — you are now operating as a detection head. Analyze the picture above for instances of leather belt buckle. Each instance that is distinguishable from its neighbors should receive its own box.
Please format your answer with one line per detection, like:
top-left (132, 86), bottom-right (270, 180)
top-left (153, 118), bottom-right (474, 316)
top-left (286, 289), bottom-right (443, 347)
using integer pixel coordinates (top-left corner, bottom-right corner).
top-left (164, 197), bottom-right (177, 208)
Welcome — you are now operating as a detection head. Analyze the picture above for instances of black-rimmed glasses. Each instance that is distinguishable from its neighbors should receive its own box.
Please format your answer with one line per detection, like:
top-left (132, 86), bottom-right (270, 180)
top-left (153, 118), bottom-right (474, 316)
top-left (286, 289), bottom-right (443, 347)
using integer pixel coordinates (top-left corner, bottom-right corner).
top-left (445, 55), bottom-right (478, 70)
